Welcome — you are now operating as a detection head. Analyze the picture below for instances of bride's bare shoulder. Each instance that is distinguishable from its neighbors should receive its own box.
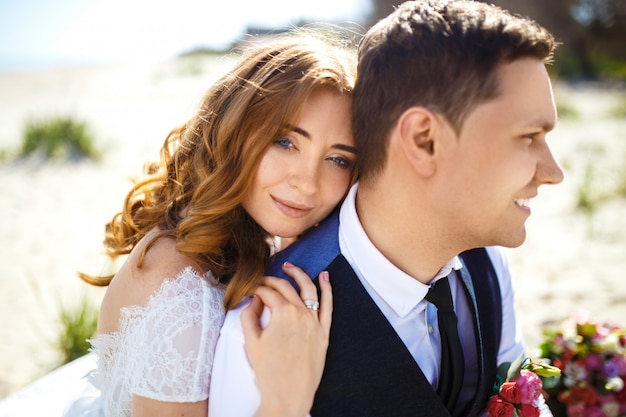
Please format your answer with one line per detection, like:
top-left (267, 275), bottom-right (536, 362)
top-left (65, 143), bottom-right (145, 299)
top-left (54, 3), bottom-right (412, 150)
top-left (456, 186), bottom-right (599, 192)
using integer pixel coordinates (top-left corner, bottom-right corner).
top-left (98, 229), bottom-right (204, 333)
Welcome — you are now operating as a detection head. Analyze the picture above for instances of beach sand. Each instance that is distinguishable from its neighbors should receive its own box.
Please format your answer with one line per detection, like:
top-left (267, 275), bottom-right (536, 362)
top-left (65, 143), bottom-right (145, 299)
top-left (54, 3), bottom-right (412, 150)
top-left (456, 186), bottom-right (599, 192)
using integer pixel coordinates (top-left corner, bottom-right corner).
top-left (1, 57), bottom-right (625, 400)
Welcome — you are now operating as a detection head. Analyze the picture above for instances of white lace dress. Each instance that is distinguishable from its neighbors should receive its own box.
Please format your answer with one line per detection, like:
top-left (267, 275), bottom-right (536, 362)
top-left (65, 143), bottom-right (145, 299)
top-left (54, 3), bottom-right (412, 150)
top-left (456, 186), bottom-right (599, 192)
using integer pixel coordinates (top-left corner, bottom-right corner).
top-left (63, 267), bottom-right (226, 417)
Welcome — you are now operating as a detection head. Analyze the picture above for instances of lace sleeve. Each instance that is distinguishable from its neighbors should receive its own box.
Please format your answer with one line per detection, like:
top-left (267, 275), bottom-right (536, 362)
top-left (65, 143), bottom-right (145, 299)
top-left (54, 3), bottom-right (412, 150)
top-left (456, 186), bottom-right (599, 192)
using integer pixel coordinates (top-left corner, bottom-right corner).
top-left (123, 267), bottom-right (226, 403)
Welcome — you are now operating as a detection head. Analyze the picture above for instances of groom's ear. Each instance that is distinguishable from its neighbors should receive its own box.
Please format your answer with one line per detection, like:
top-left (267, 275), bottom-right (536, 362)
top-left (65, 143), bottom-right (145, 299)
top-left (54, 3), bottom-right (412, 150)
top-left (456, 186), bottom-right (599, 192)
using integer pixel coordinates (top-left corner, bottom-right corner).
top-left (395, 106), bottom-right (440, 176)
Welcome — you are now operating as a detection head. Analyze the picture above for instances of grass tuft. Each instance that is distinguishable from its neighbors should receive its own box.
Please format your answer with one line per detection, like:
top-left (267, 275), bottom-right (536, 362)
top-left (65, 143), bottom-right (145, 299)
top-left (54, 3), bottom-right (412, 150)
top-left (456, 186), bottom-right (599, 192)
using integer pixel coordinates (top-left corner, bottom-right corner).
top-left (20, 117), bottom-right (100, 161)
top-left (57, 296), bottom-right (99, 364)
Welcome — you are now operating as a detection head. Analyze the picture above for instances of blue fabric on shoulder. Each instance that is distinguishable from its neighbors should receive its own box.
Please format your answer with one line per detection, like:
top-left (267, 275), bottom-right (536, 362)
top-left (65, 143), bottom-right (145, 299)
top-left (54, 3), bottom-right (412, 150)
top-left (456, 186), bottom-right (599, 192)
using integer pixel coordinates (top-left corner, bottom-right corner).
top-left (264, 207), bottom-right (341, 290)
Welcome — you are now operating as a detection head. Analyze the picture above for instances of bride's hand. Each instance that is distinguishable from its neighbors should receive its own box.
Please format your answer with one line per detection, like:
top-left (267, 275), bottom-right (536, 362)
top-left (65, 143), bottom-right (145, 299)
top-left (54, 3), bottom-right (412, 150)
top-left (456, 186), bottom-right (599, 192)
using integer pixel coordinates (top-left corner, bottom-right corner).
top-left (241, 262), bottom-right (332, 417)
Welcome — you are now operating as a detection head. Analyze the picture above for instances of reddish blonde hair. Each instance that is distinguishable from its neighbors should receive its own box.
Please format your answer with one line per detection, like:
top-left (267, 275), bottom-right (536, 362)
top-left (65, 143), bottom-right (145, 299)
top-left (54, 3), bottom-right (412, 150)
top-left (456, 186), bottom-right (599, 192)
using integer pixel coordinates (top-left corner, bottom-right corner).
top-left (83, 28), bottom-right (356, 310)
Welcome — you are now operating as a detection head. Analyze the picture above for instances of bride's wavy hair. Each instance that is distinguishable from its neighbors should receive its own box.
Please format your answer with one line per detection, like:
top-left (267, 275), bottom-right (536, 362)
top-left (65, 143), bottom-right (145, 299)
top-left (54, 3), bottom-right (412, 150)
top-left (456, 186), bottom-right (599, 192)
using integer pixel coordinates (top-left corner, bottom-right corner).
top-left (81, 27), bottom-right (357, 310)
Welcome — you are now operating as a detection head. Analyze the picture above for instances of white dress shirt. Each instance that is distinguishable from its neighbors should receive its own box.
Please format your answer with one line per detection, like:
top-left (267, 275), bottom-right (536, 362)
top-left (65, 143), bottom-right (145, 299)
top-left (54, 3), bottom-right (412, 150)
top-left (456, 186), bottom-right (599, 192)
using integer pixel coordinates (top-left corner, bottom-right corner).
top-left (209, 183), bottom-right (539, 416)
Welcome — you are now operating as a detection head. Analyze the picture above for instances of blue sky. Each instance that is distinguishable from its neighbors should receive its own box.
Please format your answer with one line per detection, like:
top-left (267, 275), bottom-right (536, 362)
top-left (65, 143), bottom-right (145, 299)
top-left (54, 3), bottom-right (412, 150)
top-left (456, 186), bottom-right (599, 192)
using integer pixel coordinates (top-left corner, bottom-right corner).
top-left (0, 0), bottom-right (370, 72)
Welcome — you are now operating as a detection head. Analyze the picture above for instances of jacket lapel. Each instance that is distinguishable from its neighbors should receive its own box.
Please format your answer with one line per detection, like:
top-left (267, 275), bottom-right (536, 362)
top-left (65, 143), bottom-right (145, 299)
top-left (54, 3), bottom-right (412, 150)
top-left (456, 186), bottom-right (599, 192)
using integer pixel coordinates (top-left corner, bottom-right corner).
top-left (456, 261), bottom-right (485, 416)
top-left (458, 248), bottom-right (502, 417)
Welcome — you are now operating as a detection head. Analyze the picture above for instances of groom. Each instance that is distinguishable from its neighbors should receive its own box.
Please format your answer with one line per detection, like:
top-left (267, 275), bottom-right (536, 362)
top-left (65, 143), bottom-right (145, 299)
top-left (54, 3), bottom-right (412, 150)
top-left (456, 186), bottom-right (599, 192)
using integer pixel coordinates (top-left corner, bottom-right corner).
top-left (210, 1), bottom-right (563, 416)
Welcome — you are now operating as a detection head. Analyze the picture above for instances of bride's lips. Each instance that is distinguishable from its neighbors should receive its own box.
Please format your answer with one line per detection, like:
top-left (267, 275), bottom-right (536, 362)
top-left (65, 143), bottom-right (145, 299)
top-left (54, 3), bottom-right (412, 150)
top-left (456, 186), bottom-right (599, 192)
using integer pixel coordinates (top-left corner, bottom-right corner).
top-left (272, 196), bottom-right (312, 218)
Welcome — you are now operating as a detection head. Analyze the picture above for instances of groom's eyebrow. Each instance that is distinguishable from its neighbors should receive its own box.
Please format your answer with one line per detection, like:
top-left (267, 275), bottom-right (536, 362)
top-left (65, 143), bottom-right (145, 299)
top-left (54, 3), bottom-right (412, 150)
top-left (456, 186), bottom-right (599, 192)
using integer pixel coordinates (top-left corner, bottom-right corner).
top-left (286, 124), bottom-right (357, 155)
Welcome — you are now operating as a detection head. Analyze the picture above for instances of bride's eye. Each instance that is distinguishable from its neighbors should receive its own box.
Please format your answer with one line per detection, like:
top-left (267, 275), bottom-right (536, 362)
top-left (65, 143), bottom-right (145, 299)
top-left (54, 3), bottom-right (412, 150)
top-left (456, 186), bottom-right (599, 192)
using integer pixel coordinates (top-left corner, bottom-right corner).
top-left (274, 136), bottom-right (296, 150)
top-left (327, 155), bottom-right (354, 170)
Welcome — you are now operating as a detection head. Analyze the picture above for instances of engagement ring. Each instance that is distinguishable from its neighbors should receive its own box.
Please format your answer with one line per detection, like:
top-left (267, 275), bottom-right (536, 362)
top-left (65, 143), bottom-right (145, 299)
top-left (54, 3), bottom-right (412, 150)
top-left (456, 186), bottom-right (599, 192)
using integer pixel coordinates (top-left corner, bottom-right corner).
top-left (303, 299), bottom-right (320, 311)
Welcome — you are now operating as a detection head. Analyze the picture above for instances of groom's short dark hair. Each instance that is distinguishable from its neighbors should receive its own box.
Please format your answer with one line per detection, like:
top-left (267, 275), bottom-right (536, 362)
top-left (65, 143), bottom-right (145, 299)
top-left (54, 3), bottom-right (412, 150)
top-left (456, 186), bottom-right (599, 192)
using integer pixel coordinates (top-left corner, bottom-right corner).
top-left (353, 0), bottom-right (556, 181)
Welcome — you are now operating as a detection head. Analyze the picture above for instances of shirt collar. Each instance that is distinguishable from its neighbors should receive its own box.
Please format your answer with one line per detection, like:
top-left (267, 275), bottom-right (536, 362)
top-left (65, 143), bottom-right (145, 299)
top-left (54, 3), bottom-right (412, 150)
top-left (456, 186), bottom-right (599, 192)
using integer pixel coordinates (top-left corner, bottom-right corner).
top-left (338, 182), bottom-right (462, 318)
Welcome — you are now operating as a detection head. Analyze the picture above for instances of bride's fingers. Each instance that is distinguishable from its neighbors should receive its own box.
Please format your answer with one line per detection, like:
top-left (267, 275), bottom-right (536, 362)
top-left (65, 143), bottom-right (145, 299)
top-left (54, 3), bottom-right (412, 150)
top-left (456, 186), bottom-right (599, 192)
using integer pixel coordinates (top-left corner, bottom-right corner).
top-left (258, 275), bottom-right (304, 306)
top-left (317, 271), bottom-right (332, 331)
top-left (281, 262), bottom-right (320, 313)
top-left (241, 295), bottom-right (264, 342)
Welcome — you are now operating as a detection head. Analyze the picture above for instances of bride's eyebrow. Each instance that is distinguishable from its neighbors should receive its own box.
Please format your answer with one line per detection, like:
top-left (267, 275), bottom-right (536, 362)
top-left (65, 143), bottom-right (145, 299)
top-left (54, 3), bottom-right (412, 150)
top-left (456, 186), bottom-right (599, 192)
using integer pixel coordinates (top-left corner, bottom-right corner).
top-left (333, 144), bottom-right (357, 154)
top-left (285, 123), bottom-right (357, 155)
top-left (285, 123), bottom-right (310, 139)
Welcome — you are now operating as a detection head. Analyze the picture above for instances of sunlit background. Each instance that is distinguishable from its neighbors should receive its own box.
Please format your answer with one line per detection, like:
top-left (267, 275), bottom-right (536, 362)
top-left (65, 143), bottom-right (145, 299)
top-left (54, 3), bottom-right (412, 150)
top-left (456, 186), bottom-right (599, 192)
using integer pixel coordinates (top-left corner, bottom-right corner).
top-left (0, 0), bottom-right (370, 73)
top-left (0, 0), bottom-right (375, 403)
top-left (0, 0), bottom-right (625, 412)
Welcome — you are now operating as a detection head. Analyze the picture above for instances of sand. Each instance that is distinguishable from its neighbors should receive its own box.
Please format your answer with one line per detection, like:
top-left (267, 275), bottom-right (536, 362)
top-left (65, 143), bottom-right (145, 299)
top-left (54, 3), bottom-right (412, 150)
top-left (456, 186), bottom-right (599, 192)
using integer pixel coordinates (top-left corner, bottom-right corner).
top-left (1, 56), bottom-right (625, 400)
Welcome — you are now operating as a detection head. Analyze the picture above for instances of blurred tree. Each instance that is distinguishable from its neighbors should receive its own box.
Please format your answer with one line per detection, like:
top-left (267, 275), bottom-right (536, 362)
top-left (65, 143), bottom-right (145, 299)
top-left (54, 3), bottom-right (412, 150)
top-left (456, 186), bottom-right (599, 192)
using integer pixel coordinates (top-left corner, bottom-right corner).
top-left (362, 0), bottom-right (626, 79)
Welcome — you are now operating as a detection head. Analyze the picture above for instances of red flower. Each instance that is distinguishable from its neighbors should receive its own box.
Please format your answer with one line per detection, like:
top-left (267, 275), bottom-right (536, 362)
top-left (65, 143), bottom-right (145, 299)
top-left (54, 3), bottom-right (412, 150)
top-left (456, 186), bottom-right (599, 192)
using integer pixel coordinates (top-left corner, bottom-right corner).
top-left (553, 358), bottom-right (565, 370)
top-left (518, 403), bottom-right (540, 417)
top-left (571, 385), bottom-right (599, 405)
top-left (486, 395), bottom-right (515, 417)
top-left (499, 382), bottom-right (522, 403)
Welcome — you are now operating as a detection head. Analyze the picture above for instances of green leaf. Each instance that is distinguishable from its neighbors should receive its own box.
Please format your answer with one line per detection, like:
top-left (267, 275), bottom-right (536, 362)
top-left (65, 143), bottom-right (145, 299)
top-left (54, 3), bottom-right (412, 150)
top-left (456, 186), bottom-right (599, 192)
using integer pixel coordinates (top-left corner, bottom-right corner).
top-left (525, 361), bottom-right (561, 378)
top-left (506, 352), bottom-right (525, 381)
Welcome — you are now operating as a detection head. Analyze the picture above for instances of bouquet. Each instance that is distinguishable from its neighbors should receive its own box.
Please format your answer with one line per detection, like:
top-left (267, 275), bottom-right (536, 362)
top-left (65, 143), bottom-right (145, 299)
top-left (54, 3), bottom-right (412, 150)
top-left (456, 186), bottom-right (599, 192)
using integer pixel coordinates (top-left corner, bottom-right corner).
top-left (487, 354), bottom-right (561, 417)
top-left (538, 316), bottom-right (626, 417)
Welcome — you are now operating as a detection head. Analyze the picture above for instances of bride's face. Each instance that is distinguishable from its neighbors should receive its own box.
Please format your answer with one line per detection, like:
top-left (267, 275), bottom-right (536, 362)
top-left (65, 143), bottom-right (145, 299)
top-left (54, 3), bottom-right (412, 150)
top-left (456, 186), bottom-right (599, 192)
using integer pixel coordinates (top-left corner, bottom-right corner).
top-left (243, 88), bottom-right (356, 238)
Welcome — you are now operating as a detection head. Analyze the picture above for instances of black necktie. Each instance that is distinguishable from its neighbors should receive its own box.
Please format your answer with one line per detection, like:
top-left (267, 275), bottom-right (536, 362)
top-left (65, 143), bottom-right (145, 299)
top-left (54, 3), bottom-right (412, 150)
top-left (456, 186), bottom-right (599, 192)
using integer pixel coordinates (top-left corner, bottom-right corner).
top-left (425, 276), bottom-right (464, 412)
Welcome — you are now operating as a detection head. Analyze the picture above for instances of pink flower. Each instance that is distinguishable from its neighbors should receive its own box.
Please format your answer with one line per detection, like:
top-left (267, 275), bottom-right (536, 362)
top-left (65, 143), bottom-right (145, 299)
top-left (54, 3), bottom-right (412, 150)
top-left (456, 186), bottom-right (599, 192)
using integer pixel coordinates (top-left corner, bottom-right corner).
top-left (486, 395), bottom-right (515, 417)
top-left (499, 381), bottom-right (522, 403)
top-left (585, 353), bottom-right (604, 371)
top-left (566, 402), bottom-right (585, 417)
top-left (584, 405), bottom-right (607, 417)
top-left (518, 403), bottom-right (540, 417)
top-left (514, 370), bottom-right (543, 403)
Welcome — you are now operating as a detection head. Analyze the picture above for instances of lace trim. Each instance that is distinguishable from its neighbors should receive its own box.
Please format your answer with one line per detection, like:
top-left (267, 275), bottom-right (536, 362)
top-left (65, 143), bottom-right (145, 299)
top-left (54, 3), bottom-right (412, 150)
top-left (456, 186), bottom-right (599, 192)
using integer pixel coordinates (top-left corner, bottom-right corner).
top-left (89, 267), bottom-right (225, 417)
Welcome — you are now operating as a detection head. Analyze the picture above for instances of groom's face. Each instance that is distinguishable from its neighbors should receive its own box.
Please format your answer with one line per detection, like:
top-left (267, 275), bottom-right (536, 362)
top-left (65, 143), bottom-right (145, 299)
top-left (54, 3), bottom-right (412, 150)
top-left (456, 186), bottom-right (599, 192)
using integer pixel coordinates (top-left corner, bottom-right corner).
top-left (433, 57), bottom-right (564, 249)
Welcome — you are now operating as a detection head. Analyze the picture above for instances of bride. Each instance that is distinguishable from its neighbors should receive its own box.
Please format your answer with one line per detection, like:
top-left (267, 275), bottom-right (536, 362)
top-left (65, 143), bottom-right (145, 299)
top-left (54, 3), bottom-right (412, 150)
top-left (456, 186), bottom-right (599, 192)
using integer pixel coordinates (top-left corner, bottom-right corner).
top-left (1, 28), bottom-right (357, 417)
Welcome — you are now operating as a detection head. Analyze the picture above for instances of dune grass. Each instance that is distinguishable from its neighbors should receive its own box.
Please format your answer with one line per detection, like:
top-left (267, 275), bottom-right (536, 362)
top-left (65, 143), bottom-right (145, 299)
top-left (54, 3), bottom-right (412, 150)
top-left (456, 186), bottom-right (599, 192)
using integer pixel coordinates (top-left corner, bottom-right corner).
top-left (57, 296), bottom-right (99, 365)
top-left (20, 117), bottom-right (100, 161)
